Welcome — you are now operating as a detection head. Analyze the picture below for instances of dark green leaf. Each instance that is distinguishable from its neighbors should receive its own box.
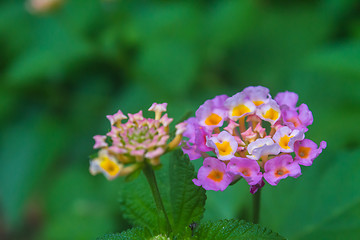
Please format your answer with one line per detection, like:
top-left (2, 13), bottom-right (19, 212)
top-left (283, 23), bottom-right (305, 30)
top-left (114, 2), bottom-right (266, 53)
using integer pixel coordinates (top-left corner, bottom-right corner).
top-left (169, 150), bottom-right (206, 236)
top-left (96, 228), bottom-right (148, 240)
top-left (119, 174), bottom-right (159, 233)
top-left (194, 219), bottom-right (285, 240)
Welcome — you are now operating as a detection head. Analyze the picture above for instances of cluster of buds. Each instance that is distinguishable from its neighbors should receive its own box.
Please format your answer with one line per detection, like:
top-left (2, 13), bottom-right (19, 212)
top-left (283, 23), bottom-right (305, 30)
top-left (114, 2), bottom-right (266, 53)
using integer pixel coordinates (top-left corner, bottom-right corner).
top-left (182, 86), bottom-right (326, 193)
top-left (90, 103), bottom-right (187, 180)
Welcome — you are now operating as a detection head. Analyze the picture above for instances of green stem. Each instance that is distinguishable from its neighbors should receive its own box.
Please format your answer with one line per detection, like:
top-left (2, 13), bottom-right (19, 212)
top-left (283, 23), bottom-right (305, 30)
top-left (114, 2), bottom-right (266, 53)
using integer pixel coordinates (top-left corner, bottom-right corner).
top-left (253, 188), bottom-right (261, 224)
top-left (143, 163), bottom-right (172, 235)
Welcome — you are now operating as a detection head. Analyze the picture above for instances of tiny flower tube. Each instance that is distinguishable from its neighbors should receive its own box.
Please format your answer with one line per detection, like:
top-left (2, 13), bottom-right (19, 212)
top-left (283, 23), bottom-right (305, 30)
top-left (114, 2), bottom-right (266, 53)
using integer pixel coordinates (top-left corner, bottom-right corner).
top-left (206, 131), bottom-right (238, 160)
top-left (195, 95), bottom-right (228, 129)
top-left (223, 120), bottom-right (239, 135)
top-left (246, 138), bottom-right (281, 160)
top-left (241, 127), bottom-right (258, 142)
top-left (148, 102), bottom-right (167, 120)
top-left (264, 154), bottom-right (301, 185)
top-left (227, 157), bottom-right (263, 185)
top-left (93, 135), bottom-right (108, 149)
top-left (225, 92), bottom-right (256, 120)
top-left (90, 150), bottom-right (123, 180)
top-left (193, 157), bottom-right (233, 191)
top-left (106, 110), bottom-right (127, 126)
top-left (254, 123), bottom-right (266, 138)
top-left (294, 139), bottom-right (327, 166)
top-left (160, 114), bottom-right (173, 127)
top-left (273, 126), bottom-right (304, 153)
top-left (242, 86), bottom-right (271, 107)
top-left (275, 91), bottom-right (299, 109)
top-left (256, 99), bottom-right (281, 125)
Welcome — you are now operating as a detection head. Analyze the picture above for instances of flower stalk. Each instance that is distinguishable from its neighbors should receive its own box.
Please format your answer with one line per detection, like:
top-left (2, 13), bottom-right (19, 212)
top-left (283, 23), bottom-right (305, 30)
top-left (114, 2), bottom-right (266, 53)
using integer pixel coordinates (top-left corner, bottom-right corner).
top-left (142, 163), bottom-right (172, 235)
top-left (253, 188), bottom-right (261, 224)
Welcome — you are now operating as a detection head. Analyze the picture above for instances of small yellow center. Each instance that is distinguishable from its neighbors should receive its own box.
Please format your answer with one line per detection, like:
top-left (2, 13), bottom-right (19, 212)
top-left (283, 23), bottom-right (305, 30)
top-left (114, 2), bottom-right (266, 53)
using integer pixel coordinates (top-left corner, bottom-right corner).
top-left (205, 113), bottom-right (222, 126)
top-left (100, 157), bottom-right (120, 176)
top-left (263, 108), bottom-right (279, 121)
top-left (232, 104), bottom-right (251, 117)
top-left (207, 169), bottom-right (224, 182)
top-left (215, 141), bottom-right (232, 156)
top-left (298, 146), bottom-right (311, 158)
top-left (279, 135), bottom-right (292, 149)
top-left (253, 100), bottom-right (264, 106)
top-left (275, 168), bottom-right (290, 177)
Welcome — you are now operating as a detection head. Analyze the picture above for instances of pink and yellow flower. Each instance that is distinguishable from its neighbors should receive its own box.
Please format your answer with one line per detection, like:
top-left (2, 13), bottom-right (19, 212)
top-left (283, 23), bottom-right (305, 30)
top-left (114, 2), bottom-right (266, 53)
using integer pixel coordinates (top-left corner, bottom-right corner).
top-left (207, 131), bottom-right (238, 160)
top-left (193, 157), bottom-right (233, 191)
top-left (182, 86), bottom-right (326, 193)
top-left (294, 139), bottom-right (327, 166)
top-left (264, 154), bottom-right (301, 185)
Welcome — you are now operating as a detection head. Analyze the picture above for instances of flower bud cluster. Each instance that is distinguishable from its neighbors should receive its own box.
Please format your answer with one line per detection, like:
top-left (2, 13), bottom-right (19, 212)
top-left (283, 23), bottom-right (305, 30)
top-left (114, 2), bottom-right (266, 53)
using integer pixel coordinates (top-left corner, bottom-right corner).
top-left (90, 103), bottom-right (186, 180)
top-left (182, 86), bottom-right (326, 193)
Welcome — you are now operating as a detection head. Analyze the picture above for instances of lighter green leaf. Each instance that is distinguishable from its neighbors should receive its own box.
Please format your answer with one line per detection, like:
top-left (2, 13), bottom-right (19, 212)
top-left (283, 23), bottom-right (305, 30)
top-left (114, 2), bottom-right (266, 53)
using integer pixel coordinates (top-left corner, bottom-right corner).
top-left (194, 219), bottom-right (285, 240)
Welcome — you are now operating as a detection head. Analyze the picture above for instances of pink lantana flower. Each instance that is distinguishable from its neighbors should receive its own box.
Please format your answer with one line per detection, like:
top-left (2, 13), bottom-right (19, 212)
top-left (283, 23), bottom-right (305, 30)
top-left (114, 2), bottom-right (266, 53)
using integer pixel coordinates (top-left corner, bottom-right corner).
top-left (246, 138), bottom-right (280, 160)
top-left (242, 86), bottom-right (271, 107)
top-left (264, 154), bottom-right (302, 185)
top-left (207, 131), bottom-right (238, 160)
top-left (275, 91), bottom-right (313, 132)
top-left (225, 92), bottom-right (256, 120)
top-left (273, 126), bottom-right (304, 153)
top-left (227, 157), bottom-right (263, 185)
top-left (294, 139), bottom-right (327, 166)
top-left (193, 157), bottom-right (233, 191)
top-left (256, 99), bottom-right (281, 125)
top-left (274, 91), bottom-right (298, 109)
top-left (195, 95), bottom-right (228, 130)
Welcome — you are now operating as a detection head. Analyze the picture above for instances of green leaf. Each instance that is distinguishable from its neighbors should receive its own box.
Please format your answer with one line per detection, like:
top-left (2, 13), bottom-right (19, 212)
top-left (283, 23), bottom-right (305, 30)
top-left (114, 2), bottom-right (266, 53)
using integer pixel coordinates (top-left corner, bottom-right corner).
top-left (96, 228), bottom-right (148, 240)
top-left (193, 219), bottom-right (285, 240)
top-left (119, 174), bottom-right (159, 234)
top-left (119, 151), bottom-right (206, 237)
top-left (169, 151), bottom-right (206, 236)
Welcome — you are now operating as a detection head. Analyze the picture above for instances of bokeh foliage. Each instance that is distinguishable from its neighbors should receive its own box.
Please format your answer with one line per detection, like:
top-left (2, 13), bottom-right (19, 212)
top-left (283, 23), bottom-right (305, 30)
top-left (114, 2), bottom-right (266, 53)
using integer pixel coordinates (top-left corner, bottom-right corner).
top-left (0, 0), bottom-right (360, 239)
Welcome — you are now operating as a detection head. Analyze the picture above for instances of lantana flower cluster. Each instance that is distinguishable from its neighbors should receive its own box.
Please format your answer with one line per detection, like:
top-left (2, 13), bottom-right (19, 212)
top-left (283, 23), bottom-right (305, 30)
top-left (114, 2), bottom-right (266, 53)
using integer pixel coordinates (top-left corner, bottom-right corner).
top-left (90, 103), bottom-right (186, 180)
top-left (182, 86), bottom-right (326, 193)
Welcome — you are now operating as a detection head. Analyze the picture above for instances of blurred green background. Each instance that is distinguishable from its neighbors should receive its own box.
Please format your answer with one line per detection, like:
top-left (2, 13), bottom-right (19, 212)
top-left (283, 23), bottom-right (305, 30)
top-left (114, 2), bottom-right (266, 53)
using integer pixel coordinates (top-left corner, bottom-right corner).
top-left (1, 0), bottom-right (360, 239)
